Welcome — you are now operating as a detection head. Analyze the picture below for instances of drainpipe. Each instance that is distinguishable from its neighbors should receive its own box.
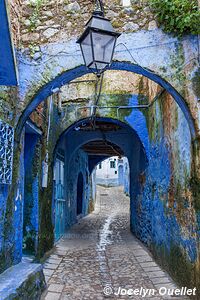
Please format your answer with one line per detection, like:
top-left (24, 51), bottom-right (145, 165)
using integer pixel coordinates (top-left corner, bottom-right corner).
top-left (42, 95), bottom-right (53, 188)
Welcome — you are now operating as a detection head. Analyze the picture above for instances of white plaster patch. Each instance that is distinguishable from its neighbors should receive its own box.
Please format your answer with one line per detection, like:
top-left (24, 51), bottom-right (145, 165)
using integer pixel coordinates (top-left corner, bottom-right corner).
top-left (148, 20), bottom-right (158, 30)
top-left (43, 28), bottom-right (59, 39)
top-left (16, 188), bottom-right (20, 201)
top-left (122, 0), bottom-right (131, 7)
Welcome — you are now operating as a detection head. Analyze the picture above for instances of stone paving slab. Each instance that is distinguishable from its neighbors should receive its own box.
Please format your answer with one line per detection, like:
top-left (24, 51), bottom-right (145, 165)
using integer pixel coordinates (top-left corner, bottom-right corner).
top-left (47, 259), bottom-right (62, 264)
top-left (44, 263), bottom-right (59, 270)
top-left (45, 292), bottom-right (61, 300)
top-left (42, 186), bottom-right (190, 300)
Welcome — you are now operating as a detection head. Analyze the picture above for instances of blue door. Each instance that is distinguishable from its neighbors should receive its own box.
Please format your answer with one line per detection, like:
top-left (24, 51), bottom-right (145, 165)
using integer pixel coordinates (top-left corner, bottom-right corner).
top-left (118, 165), bottom-right (124, 185)
top-left (54, 158), bottom-right (65, 241)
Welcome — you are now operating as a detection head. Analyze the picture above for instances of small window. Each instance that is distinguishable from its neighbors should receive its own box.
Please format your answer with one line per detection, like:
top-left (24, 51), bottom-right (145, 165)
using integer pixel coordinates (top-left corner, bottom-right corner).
top-left (115, 171), bottom-right (117, 174)
top-left (110, 161), bottom-right (116, 168)
top-left (99, 163), bottom-right (102, 169)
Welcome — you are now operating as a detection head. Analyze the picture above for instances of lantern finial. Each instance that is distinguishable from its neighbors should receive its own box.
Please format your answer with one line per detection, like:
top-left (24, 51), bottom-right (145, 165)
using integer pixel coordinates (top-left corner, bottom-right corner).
top-left (94, 0), bottom-right (104, 16)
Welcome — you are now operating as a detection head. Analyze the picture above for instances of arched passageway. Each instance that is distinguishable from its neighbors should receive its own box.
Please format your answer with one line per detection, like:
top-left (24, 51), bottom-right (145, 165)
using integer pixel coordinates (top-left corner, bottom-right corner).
top-left (6, 65), bottom-right (199, 297)
top-left (44, 111), bottom-right (190, 299)
top-left (53, 117), bottom-right (147, 233)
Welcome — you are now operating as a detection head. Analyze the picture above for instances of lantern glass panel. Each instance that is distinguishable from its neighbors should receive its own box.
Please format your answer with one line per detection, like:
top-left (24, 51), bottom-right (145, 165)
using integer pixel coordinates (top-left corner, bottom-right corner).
top-left (91, 31), bottom-right (116, 65)
top-left (80, 32), bottom-right (93, 67)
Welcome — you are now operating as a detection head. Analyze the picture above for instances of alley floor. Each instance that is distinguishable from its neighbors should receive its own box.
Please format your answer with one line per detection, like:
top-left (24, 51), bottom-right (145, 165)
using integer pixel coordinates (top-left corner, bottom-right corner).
top-left (42, 187), bottom-right (189, 300)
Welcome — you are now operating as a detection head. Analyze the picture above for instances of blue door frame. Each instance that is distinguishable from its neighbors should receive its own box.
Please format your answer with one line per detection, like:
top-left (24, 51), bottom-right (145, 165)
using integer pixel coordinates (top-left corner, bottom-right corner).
top-left (54, 158), bottom-right (66, 241)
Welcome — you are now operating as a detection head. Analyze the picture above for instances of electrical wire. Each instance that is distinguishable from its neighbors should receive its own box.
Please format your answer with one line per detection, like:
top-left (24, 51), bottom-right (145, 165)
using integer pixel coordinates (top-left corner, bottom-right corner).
top-left (115, 42), bottom-right (199, 76)
top-left (101, 131), bottom-right (123, 157)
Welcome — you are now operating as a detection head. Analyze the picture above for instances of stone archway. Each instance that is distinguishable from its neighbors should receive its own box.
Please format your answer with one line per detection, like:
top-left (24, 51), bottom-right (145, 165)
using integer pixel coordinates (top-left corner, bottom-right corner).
top-left (16, 62), bottom-right (197, 140)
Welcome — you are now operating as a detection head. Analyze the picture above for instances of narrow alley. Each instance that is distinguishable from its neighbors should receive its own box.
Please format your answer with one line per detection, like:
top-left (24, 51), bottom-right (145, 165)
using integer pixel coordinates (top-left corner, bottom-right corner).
top-left (1, 1), bottom-right (200, 299)
top-left (42, 186), bottom-right (188, 300)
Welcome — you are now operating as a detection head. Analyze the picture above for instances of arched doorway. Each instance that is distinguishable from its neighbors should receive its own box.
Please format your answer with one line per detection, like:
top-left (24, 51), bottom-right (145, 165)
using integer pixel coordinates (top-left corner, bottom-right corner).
top-left (77, 172), bottom-right (84, 216)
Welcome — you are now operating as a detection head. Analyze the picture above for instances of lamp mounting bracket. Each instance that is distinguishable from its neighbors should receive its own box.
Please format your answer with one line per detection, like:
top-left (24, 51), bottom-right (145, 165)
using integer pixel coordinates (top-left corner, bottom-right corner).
top-left (95, 0), bottom-right (104, 16)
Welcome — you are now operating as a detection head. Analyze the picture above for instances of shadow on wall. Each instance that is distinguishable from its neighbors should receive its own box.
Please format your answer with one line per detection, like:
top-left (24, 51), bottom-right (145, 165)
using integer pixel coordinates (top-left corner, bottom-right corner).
top-left (77, 172), bottom-right (84, 216)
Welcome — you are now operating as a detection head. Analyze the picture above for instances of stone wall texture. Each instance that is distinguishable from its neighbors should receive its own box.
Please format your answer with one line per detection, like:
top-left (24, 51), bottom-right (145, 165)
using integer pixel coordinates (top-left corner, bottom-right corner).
top-left (18, 0), bottom-right (155, 48)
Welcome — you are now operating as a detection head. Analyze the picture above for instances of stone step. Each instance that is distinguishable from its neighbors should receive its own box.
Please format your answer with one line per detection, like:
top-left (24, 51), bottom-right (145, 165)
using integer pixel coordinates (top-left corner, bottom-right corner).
top-left (0, 261), bottom-right (46, 300)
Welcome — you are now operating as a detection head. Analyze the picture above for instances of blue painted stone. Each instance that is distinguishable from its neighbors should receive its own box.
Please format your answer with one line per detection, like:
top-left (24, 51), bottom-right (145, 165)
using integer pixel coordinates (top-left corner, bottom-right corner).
top-left (0, 0), bottom-right (17, 86)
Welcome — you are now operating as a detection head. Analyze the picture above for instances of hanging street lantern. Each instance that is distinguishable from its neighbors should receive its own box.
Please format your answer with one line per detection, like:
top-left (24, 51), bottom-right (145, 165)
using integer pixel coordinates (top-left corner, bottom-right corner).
top-left (77, 0), bottom-right (121, 75)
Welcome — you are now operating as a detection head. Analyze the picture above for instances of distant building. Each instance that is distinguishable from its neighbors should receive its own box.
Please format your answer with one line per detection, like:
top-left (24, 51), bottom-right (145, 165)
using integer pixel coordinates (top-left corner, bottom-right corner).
top-left (96, 156), bottom-right (130, 193)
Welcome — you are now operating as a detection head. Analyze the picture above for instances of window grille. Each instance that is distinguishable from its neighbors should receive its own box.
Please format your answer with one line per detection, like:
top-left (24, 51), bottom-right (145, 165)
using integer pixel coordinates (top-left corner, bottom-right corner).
top-left (0, 120), bottom-right (14, 184)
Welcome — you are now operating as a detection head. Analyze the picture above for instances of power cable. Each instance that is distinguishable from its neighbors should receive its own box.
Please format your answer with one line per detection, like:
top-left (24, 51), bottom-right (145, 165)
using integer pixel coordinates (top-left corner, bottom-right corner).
top-left (101, 131), bottom-right (122, 157)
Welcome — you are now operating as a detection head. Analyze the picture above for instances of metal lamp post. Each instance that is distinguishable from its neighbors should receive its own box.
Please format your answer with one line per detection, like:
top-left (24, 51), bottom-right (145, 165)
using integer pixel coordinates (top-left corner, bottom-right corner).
top-left (77, 0), bottom-right (121, 75)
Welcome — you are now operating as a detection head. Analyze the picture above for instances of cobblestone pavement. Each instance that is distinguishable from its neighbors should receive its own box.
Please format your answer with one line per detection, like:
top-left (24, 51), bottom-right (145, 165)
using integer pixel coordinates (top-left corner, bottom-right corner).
top-left (42, 186), bottom-right (189, 300)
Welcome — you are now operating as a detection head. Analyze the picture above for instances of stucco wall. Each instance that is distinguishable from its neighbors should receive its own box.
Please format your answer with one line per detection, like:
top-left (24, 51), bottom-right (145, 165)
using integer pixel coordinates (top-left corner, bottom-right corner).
top-left (16, 32), bottom-right (199, 136)
top-left (123, 157), bottom-right (130, 195)
top-left (23, 132), bottom-right (40, 255)
top-left (65, 148), bottom-right (93, 228)
top-left (96, 156), bottom-right (120, 187)
top-left (130, 79), bottom-right (200, 292)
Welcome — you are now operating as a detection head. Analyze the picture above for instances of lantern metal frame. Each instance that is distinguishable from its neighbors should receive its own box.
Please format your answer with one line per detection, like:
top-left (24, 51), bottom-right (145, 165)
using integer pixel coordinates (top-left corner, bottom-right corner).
top-left (95, 0), bottom-right (104, 16)
top-left (77, 0), bottom-right (121, 75)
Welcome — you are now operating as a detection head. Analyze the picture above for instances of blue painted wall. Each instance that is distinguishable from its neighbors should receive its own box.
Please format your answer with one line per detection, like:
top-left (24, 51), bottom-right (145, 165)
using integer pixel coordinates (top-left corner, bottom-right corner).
top-left (13, 131), bottom-right (25, 265)
top-left (0, 0), bottom-right (17, 86)
top-left (65, 148), bottom-right (91, 228)
top-left (0, 185), bottom-right (9, 254)
top-left (127, 92), bottom-right (198, 289)
top-left (123, 160), bottom-right (130, 196)
top-left (23, 133), bottom-right (40, 254)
